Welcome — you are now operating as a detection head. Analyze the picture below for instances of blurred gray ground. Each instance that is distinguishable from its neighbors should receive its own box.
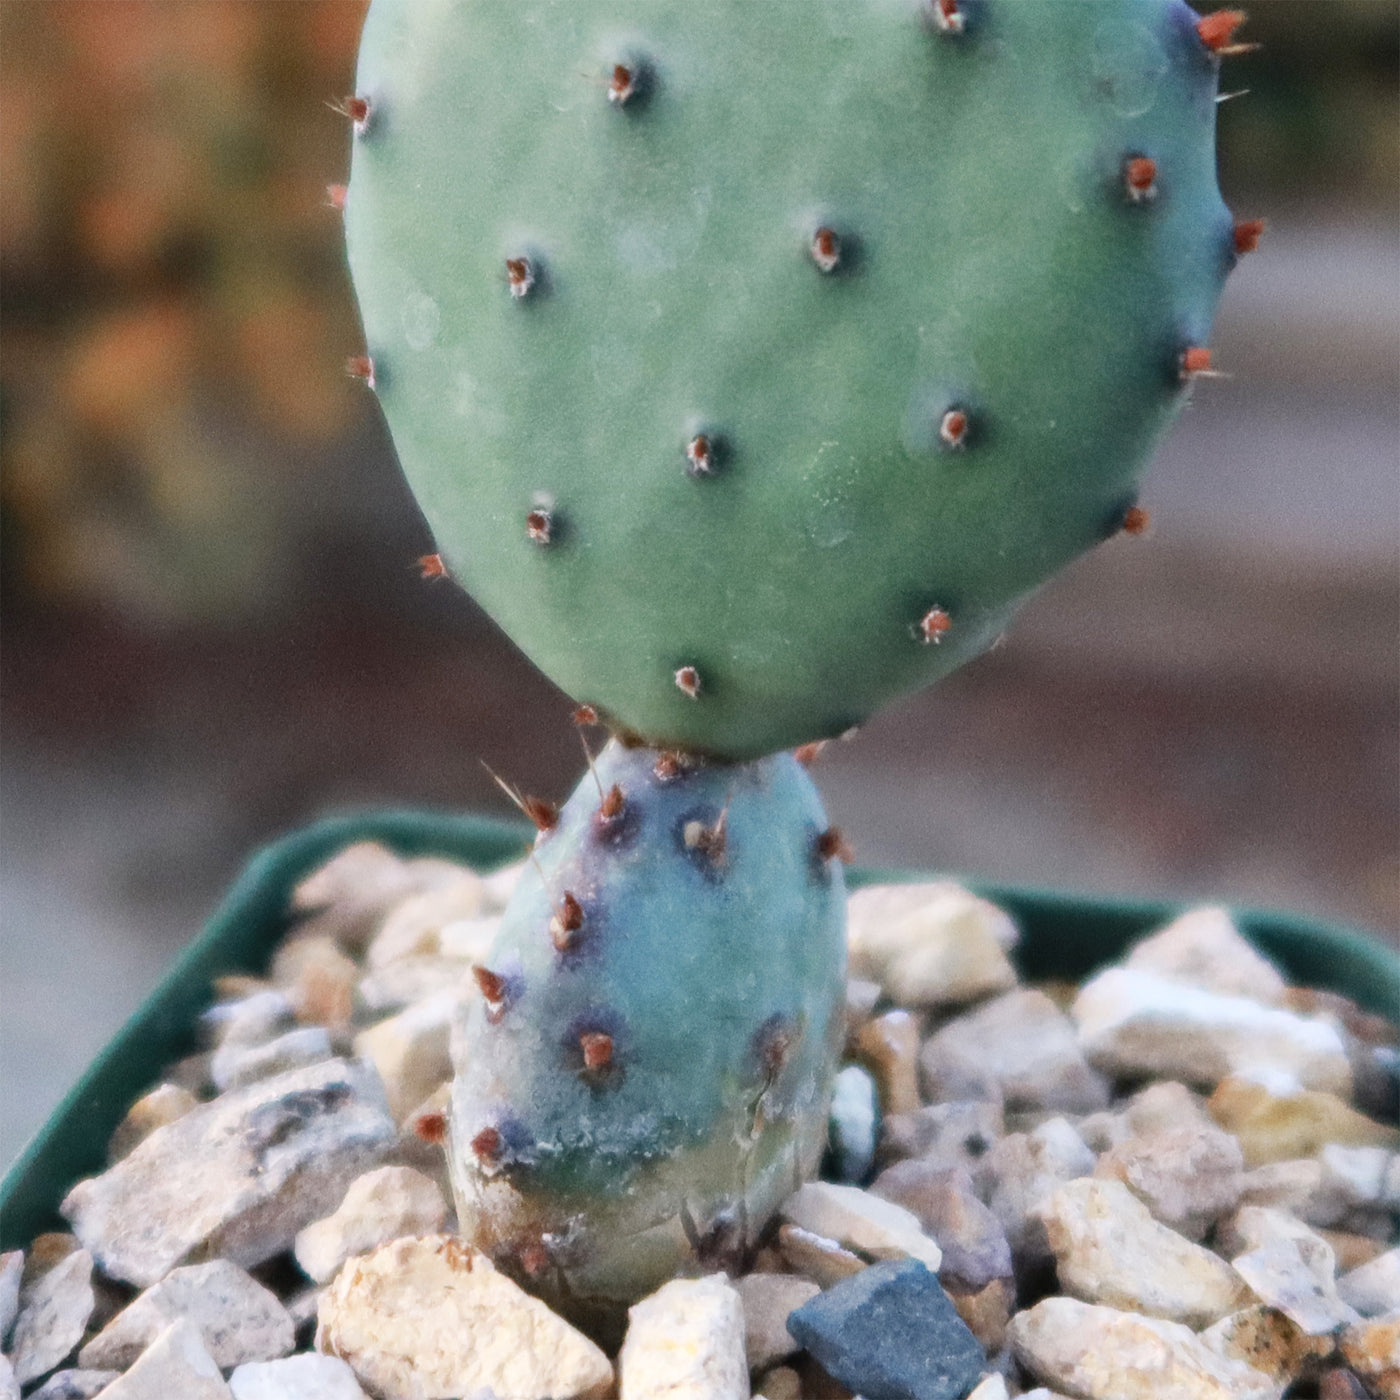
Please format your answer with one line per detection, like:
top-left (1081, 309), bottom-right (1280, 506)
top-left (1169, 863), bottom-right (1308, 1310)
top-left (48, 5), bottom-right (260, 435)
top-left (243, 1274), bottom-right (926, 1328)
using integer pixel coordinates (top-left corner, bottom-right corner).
top-left (2, 211), bottom-right (1397, 1169)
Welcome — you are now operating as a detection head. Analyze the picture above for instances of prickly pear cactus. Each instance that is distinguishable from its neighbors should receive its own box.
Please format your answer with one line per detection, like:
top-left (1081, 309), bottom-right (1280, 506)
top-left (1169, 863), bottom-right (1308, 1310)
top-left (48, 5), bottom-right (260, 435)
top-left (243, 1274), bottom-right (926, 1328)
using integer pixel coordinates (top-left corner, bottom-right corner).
top-left (346, 0), bottom-right (1250, 758)
top-left (448, 740), bottom-right (847, 1332)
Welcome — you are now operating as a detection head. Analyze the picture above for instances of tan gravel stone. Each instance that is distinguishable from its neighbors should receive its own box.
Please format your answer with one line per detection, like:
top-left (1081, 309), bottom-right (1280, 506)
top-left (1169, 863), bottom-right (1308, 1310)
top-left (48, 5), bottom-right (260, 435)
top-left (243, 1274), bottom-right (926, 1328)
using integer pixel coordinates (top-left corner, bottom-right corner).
top-left (948, 1275), bottom-right (1014, 1353)
top-left (780, 1182), bottom-right (942, 1272)
top-left (352, 992), bottom-right (456, 1121)
top-left (619, 1275), bottom-right (748, 1400)
top-left (1322, 1231), bottom-right (1389, 1275)
top-left (356, 956), bottom-right (472, 1016)
top-left (1037, 1178), bottom-right (1250, 1327)
top-left (365, 874), bottom-right (485, 967)
top-left (853, 1010), bottom-right (922, 1116)
top-left (922, 990), bottom-right (1108, 1114)
top-left (1208, 1076), bottom-right (1399, 1168)
top-left (1009, 1296), bottom-right (1280, 1400)
top-left (734, 1274), bottom-right (819, 1372)
top-left (294, 1166), bottom-right (447, 1284)
top-left (1123, 1080), bottom-right (1216, 1136)
top-left (754, 1364), bottom-right (802, 1400)
top-left (1073, 969), bottom-right (1352, 1095)
top-left (1200, 1305), bottom-right (1335, 1387)
top-left (20, 1233), bottom-right (79, 1285)
top-left (270, 936), bottom-right (359, 1029)
top-left (315, 1235), bottom-right (612, 1400)
top-left (93, 1319), bottom-right (233, 1400)
top-left (1124, 907), bottom-right (1289, 1003)
top-left (846, 882), bottom-right (1018, 1008)
top-left (1198, 1293), bottom-right (1338, 1383)
top-left (775, 1225), bottom-right (866, 1288)
top-left (1087, 1087), bottom-right (1167, 1134)
top-left (1093, 1121), bottom-right (1244, 1239)
top-left (107, 1084), bottom-right (200, 1163)
top-left (1339, 1311), bottom-right (1400, 1398)
top-left (292, 843), bottom-right (410, 913)
top-left (1239, 1158), bottom-right (1328, 1213)
top-left (292, 846), bottom-right (468, 953)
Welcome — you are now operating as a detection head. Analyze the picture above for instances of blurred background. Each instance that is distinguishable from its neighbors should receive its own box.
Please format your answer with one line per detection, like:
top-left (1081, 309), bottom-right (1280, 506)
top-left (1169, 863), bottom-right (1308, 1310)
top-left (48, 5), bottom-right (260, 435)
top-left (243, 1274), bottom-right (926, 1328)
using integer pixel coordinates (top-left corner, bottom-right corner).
top-left (1, 0), bottom-right (1396, 1166)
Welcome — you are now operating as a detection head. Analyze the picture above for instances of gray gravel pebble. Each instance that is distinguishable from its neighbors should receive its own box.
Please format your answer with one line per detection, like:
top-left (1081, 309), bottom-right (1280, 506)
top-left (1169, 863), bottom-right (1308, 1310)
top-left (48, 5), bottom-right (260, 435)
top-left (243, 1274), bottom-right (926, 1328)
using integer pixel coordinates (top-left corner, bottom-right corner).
top-left (228, 1353), bottom-right (369, 1400)
top-left (0, 1249), bottom-right (21, 1347)
top-left (61, 1059), bottom-right (395, 1287)
top-left (870, 1163), bottom-right (1012, 1292)
top-left (90, 1319), bottom-right (233, 1400)
top-left (921, 990), bottom-right (1109, 1115)
top-left (876, 1101), bottom-right (1004, 1187)
top-left (984, 1118), bottom-right (1096, 1275)
top-left (79, 1260), bottom-right (293, 1371)
top-left (212, 1027), bottom-right (335, 1094)
top-left (787, 1259), bottom-right (985, 1400)
top-left (27, 1371), bottom-right (122, 1400)
top-left (10, 1247), bottom-right (94, 1385)
top-left (1337, 1248), bottom-right (1400, 1318)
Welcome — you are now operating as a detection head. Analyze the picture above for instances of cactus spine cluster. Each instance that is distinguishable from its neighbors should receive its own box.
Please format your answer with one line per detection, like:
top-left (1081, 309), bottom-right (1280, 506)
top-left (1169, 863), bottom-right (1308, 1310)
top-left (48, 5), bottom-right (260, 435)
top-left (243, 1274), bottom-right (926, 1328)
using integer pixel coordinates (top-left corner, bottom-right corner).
top-left (342, 0), bottom-right (1252, 1321)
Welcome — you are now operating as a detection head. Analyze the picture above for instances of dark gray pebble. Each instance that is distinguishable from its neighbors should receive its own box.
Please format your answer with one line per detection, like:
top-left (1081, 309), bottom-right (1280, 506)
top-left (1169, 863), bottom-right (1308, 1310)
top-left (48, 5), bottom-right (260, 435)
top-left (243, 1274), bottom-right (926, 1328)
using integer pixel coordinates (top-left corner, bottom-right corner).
top-left (787, 1259), bottom-right (985, 1400)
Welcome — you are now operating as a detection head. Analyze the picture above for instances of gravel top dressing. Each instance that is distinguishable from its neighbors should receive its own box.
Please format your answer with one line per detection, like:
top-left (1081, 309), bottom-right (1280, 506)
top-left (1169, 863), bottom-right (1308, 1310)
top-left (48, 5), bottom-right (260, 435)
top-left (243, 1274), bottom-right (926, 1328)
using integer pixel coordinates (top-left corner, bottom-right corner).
top-left (3, 838), bottom-right (1395, 1400)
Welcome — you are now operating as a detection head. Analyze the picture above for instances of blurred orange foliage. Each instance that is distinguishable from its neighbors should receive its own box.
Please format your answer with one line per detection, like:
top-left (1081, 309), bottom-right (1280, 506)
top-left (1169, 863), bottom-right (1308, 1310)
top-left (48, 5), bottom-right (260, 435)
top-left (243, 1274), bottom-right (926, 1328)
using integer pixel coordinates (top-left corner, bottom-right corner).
top-left (0, 0), bottom-right (369, 619)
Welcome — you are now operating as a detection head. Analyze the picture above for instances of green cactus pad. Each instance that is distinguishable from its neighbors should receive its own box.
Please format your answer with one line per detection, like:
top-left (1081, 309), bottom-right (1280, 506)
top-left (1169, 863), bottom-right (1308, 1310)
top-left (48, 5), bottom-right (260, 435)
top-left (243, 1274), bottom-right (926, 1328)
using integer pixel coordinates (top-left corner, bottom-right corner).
top-left (448, 739), bottom-right (847, 1327)
top-left (349, 0), bottom-right (1237, 758)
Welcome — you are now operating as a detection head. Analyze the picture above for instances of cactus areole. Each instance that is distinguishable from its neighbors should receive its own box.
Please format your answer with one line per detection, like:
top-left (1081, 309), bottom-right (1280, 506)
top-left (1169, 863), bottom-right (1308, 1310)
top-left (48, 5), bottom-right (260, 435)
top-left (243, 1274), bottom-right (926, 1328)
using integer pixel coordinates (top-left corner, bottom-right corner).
top-left (346, 0), bottom-right (1244, 760)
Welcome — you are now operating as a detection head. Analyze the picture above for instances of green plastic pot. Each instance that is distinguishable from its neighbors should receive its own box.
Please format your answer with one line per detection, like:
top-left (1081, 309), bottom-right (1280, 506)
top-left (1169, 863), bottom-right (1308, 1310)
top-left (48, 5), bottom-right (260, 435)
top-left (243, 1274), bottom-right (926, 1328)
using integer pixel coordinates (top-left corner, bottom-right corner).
top-left (3, 808), bottom-right (1397, 1251)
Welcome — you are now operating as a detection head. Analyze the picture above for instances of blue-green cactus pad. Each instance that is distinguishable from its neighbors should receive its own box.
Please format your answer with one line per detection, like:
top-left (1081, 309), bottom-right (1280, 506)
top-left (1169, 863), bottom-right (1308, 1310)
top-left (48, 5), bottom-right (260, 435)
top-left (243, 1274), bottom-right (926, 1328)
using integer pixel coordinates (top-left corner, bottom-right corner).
top-left (349, 0), bottom-right (1236, 757)
top-left (448, 740), bottom-right (847, 1315)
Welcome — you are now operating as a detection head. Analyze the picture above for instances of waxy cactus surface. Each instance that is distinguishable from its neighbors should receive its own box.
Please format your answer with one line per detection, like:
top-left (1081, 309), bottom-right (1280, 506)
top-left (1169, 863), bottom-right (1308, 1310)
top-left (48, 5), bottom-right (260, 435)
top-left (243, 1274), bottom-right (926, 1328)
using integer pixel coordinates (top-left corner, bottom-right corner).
top-left (448, 740), bottom-right (847, 1330)
top-left (347, 0), bottom-right (1245, 759)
